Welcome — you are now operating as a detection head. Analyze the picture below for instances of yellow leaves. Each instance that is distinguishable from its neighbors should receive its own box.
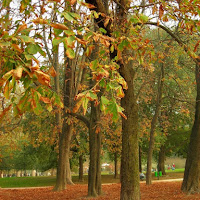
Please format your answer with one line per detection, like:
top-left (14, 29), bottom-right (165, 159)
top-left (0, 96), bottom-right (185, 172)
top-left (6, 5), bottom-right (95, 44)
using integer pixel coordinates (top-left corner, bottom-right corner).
top-left (85, 45), bottom-right (95, 57)
top-left (50, 23), bottom-right (68, 30)
top-left (1, 70), bottom-right (14, 82)
top-left (116, 87), bottom-right (125, 98)
top-left (66, 48), bottom-right (75, 59)
top-left (4, 81), bottom-right (10, 99)
top-left (13, 67), bottom-right (23, 80)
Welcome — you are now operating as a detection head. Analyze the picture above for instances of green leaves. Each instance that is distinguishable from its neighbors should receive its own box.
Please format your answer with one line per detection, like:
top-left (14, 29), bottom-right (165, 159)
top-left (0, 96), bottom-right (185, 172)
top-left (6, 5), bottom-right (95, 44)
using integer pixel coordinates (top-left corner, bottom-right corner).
top-left (63, 12), bottom-right (80, 22)
top-left (19, 35), bottom-right (34, 43)
top-left (118, 39), bottom-right (130, 51)
top-left (66, 48), bottom-right (75, 59)
top-left (103, 98), bottom-right (126, 121)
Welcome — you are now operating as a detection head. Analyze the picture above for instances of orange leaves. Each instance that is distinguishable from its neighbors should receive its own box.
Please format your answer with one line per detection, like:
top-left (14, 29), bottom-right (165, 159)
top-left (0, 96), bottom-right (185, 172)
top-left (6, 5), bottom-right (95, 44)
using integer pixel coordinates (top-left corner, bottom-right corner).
top-left (104, 17), bottom-right (110, 28)
top-left (50, 23), bottom-right (68, 30)
top-left (159, 4), bottom-right (164, 19)
top-left (48, 66), bottom-right (57, 77)
top-left (40, 97), bottom-right (51, 104)
top-left (34, 70), bottom-right (51, 87)
top-left (1, 181), bottom-right (200, 200)
top-left (32, 18), bottom-right (48, 24)
top-left (16, 23), bottom-right (27, 34)
top-left (69, 0), bottom-right (77, 5)
top-left (76, 37), bottom-right (88, 46)
top-left (81, 2), bottom-right (96, 9)
top-left (27, 65), bottom-right (51, 87)
top-left (194, 40), bottom-right (200, 52)
top-left (12, 44), bottom-right (23, 53)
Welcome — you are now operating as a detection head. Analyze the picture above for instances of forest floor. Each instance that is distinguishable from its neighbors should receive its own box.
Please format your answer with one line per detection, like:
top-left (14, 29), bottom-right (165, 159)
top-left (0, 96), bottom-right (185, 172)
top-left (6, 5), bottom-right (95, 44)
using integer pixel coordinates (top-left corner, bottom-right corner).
top-left (1, 173), bottom-right (200, 200)
top-left (1, 181), bottom-right (200, 200)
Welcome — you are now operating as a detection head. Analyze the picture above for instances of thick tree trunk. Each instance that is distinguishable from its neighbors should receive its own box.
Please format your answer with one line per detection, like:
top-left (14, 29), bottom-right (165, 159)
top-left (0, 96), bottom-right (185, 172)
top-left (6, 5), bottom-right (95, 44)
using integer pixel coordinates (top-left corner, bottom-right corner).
top-left (181, 64), bottom-right (200, 194)
top-left (88, 103), bottom-right (101, 197)
top-left (146, 64), bottom-right (164, 185)
top-left (120, 63), bottom-right (140, 200)
top-left (157, 145), bottom-right (166, 175)
top-left (79, 155), bottom-right (84, 182)
top-left (114, 152), bottom-right (119, 179)
top-left (53, 122), bottom-right (73, 191)
top-left (54, 53), bottom-right (74, 190)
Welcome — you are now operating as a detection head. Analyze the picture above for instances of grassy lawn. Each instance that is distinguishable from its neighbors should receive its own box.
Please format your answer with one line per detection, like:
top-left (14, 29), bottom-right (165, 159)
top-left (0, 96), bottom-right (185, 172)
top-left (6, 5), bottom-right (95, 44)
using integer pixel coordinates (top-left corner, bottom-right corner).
top-left (165, 168), bottom-right (185, 173)
top-left (0, 176), bottom-right (56, 188)
top-left (0, 174), bottom-right (121, 188)
top-left (0, 170), bottom-right (185, 188)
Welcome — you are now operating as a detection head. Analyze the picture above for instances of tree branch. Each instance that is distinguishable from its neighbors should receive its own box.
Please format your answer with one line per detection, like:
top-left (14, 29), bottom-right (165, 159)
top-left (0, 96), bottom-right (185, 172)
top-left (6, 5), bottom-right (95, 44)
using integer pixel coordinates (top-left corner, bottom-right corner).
top-left (69, 112), bottom-right (90, 128)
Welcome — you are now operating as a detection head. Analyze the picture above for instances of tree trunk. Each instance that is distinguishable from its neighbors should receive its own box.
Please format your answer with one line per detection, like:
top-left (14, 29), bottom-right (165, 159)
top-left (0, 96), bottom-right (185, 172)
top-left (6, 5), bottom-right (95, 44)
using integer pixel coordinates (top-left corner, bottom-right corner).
top-left (53, 122), bottom-right (73, 191)
top-left (139, 146), bottom-right (142, 173)
top-left (114, 152), bottom-right (119, 179)
top-left (157, 145), bottom-right (166, 175)
top-left (96, 127), bottom-right (102, 195)
top-left (120, 62), bottom-right (140, 200)
top-left (146, 64), bottom-right (164, 185)
top-left (88, 102), bottom-right (102, 197)
top-left (181, 64), bottom-right (200, 194)
top-left (88, 102), bottom-right (100, 197)
top-left (53, 53), bottom-right (75, 190)
top-left (79, 155), bottom-right (84, 182)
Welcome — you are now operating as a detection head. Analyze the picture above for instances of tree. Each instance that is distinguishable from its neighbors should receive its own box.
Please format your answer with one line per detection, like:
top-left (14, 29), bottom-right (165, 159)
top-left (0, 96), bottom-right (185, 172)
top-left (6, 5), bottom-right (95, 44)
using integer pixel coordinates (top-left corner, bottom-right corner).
top-left (181, 63), bottom-right (200, 194)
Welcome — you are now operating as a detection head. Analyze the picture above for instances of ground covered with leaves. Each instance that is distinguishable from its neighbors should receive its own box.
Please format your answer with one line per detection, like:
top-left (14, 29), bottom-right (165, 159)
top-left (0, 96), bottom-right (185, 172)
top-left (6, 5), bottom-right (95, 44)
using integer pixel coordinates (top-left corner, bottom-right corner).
top-left (1, 181), bottom-right (200, 200)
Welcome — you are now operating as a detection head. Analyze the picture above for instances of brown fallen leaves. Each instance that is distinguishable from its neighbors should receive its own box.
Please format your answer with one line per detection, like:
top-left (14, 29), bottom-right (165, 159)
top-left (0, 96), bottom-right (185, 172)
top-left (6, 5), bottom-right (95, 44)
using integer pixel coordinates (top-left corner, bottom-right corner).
top-left (1, 182), bottom-right (200, 200)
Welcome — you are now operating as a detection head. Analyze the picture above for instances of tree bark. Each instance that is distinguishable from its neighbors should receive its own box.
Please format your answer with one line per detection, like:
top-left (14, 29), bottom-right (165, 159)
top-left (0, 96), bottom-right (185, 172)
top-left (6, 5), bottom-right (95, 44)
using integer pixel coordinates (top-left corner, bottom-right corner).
top-left (79, 155), bottom-right (84, 182)
top-left (139, 146), bottom-right (142, 173)
top-left (114, 152), bottom-right (119, 179)
top-left (120, 62), bottom-right (140, 200)
top-left (53, 54), bottom-right (75, 190)
top-left (181, 64), bottom-right (200, 194)
top-left (53, 122), bottom-right (73, 191)
top-left (88, 102), bottom-right (101, 197)
top-left (146, 64), bottom-right (164, 185)
top-left (157, 145), bottom-right (166, 175)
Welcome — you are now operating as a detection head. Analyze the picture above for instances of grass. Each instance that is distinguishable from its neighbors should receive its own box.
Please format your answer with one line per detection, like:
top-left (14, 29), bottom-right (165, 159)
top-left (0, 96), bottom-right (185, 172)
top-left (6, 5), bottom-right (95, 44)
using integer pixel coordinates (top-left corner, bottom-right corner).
top-left (165, 168), bottom-right (185, 173)
top-left (0, 170), bottom-right (185, 188)
top-left (0, 176), bottom-right (56, 188)
top-left (0, 174), bottom-right (120, 188)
